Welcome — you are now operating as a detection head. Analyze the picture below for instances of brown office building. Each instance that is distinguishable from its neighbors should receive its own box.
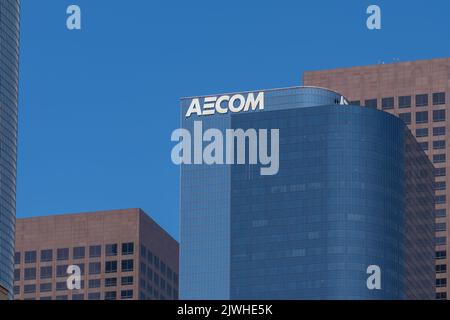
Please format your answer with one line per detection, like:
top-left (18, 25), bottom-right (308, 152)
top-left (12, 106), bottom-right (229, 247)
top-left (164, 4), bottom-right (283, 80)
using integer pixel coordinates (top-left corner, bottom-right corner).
top-left (304, 58), bottom-right (450, 300)
top-left (13, 208), bottom-right (179, 300)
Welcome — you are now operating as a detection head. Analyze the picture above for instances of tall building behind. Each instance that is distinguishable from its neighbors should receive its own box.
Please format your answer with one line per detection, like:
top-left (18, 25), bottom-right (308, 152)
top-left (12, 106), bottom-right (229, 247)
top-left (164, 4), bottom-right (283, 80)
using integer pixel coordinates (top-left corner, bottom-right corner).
top-left (304, 58), bottom-right (450, 300)
top-left (13, 209), bottom-right (179, 300)
top-left (180, 87), bottom-right (435, 299)
top-left (0, 0), bottom-right (20, 300)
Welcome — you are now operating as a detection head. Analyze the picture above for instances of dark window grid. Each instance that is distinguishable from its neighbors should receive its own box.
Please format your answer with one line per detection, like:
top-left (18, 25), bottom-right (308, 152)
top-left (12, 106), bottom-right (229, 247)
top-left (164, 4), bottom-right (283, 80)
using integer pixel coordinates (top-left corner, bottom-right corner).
top-left (433, 92), bottom-right (446, 106)
top-left (416, 94), bottom-right (429, 107)
top-left (398, 96), bottom-right (412, 108)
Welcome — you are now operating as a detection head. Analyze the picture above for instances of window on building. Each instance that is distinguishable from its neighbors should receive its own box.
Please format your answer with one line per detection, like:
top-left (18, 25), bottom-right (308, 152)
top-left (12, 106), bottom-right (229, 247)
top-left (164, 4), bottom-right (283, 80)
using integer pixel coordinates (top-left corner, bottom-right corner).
top-left (40, 283), bottom-right (52, 292)
top-left (89, 262), bottom-right (101, 275)
top-left (56, 295), bottom-right (68, 300)
top-left (436, 195), bottom-right (447, 204)
top-left (25, 251), bottom-right (36, 264)
top-left (398, 95), bottom-right (411, 108)
top-left (416, 94), bottom-right (429, 107)
top-left (56, 281), bottom-right (67, 291)
top-left (140, 245), bottom-right (147, 258)
top-left (72, 294), bottom-right (84, 300)
top-left (437, 250), bottom-right (447, 259)
top-left (121, 276), bottom-right (134, 286)
top-left (435, 155), bottom-right (446, 167)
top-left (40, 266), bottom-right (53, 279)
top-left (40, 249), bottom-right (53, 262)
top-left (154, 256), bottom-right (160, 269)
top-left (14, 252), bottom-right (21, 265)
top-left (57, 248), bottom-right (69, 261)
top-left (121, 259), bottom-right (134, 272)
top-left (433, 140), bottom-right (446, 150)
top-left (364, 99), bottom-right (377, 108)
top-left (14, 269), bottom-right (20, 281)
top-left (350, 100), bottom-right (360, 106)
top-left (73, 247), bottom-right (85, 260)
top-left (24, 284), bottom-right (36, 294)
top-left (436, 209), bottom-right (447, 218)
top-left (121, 290), bottom-right (133, 300)
top-left (436, 236), bottom-right (447, 245)
top-left (13, 286), bottom-right (20, 295)
top-left (147, 267), bottom-right (153, 282)
top-left (416, 111), bottom-right (428, 124)
top-left (122, 242), bottom-right (134, 255)
top-left (435, 181), bottom-right (447, 191)
top-left (433, 127), bottom-right (446, 136)
top-left (399, 113), bottom-right (411, 125)
top-left (56, 265), bottom-right (68, 277)
top-left (88, 279), bottom-right (101, 289)
top-left (140, 262), bottom-right (146, 275)
top-left (167, 267), bottom-right (173, 282)
top-left (437, 223), bottom-right (447, 232)
top-left (74, 264), bottom-right (85, 275)
top-left (436, 292), bottom-right (447, 300)
top-left (382, 97), bottom-right (394, 110)
top-left (89, 245), bottom-right (101, 258)
top-left (24, 268), bottom-right (36, 280)
top-left (433, 109), bottom-right (446, 122)
top-left (105, 291), bottom-right (117, 300)
top-left (147, 250), bottom-right (154, 264)
top-left (435, 168), bottom-right (446, 177)
top-left (416, 128), bottom-right (428, 137)
top-left (105, 277), bottom-right (117, 287)
top-left (436, 278), bottom-right (447, 288)
top-left (88, 292), bottom-right (101, 300)
top-left (434, 154), bottom-right (446, 164)
top-left (105, 261), bottom-right (118, 274)
top-left (433, 92), bottom-right (446, 105)
top-left (154, 273), bottom-right (160, 287)
top-left (106, 244), bottom-right (118, 257)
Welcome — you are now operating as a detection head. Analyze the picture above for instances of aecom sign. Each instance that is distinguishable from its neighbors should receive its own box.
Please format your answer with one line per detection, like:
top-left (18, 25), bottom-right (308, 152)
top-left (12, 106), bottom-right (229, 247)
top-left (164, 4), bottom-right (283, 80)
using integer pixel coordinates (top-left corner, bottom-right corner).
top-left (186, 92), bottom-right (264, 117)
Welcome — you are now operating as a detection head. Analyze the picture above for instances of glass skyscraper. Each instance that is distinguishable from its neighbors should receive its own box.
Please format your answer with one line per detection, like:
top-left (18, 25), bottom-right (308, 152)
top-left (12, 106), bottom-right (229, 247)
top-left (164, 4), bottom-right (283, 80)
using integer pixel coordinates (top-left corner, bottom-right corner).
top-left (0, 0), bottom-right (20, 300)
top-left (180, 86), bottom-right (435, 299)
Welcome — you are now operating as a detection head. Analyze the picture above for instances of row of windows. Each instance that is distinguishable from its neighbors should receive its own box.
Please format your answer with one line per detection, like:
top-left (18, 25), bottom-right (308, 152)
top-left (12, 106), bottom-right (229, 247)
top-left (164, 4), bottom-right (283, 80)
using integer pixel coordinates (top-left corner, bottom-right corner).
top-left (140, 244), bottom-right (178, 285)
top-left (416, 140), bottom-right (446, 153)
top-left (15, 276), bottom-right (134, 295)
top-left (353, 92), bottom-right (446, 109)
top-left (14, 260), bottom-right (134, 281)
top-left (398, 110), bottom-right (446, 125)
top-left (416, 127), bottom-right (447, 138)
top-left (15, 288), bottom-right (133, 300)
top-left (15, 242), bottom-right (135, 264)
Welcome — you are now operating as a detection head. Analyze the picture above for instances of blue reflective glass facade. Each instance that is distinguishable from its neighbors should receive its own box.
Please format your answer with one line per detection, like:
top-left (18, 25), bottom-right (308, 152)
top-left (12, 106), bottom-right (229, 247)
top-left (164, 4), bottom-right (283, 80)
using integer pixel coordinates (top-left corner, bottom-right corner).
top-left (180, 87), bottom-right (435, 299)
top-left (0, 0), bottom-right (20, 299)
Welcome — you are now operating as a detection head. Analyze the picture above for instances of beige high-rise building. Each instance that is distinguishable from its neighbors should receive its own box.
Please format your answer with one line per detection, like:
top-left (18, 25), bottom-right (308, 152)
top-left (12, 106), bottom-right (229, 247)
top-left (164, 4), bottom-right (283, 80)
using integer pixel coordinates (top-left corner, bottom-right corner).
top-left (304, 58), bottom-right (450, 300)
top-left (13, 208), bottom-right (179, 300)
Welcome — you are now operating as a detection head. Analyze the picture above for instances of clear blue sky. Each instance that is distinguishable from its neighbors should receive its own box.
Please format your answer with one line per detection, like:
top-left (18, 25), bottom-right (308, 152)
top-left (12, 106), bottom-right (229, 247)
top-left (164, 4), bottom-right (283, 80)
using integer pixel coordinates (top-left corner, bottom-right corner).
top-left (17, 0), bottom-right (450, 239)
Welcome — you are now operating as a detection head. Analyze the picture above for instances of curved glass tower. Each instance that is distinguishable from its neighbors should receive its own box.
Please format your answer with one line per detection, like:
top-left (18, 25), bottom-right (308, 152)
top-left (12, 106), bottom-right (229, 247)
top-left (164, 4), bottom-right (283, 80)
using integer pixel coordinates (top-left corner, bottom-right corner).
top-left (180, 87), bottom-right (435, 299)
top-left (0, 0), bottom-right (20, 300)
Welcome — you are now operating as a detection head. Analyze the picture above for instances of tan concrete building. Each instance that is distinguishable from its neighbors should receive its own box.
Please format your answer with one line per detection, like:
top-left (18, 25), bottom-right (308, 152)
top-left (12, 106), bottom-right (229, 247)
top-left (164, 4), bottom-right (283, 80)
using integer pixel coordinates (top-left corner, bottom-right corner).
top-left (13, 208), bottom-right (179, 300)
top-left (304, 58), bottom-right (450, 300)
